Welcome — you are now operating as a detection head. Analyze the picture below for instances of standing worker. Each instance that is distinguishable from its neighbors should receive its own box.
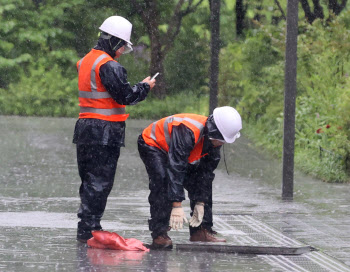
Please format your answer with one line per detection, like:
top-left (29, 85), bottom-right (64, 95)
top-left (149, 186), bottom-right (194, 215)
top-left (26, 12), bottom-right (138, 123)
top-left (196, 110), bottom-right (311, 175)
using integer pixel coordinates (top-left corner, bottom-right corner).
top-left (73, 15), bottom-right (156, 242)
top-left (138, 106), bottom-right (242, 249)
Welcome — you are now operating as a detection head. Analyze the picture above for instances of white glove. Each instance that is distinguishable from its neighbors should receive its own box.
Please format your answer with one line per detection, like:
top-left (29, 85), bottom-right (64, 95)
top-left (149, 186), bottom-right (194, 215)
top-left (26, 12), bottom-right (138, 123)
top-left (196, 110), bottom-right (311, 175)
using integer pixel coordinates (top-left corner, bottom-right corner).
top-left (169, 207), bottom-right (188, 230)
top-left (189, 202), bottom-right (205, 227)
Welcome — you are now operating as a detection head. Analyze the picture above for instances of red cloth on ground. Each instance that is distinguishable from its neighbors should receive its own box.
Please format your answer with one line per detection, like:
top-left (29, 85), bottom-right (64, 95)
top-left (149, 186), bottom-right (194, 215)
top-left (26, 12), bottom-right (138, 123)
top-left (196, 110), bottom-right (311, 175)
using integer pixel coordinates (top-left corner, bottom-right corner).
top-left (87, 230), bottom-right (149, 252)
top-left (87, 248), bottom-right (147, 266)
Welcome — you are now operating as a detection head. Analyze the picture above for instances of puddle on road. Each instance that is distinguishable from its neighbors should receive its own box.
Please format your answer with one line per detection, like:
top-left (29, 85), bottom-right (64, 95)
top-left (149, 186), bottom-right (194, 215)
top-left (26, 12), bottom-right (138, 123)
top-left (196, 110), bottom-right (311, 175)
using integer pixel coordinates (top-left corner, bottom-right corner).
top-left (0, 116), bottom-right (349, 271)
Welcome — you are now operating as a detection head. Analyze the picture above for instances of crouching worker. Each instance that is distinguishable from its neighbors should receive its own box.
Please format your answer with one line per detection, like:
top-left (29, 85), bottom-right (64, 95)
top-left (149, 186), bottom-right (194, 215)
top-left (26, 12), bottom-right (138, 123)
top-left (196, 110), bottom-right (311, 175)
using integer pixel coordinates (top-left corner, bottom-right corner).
top-left (137, 106), bottom-right (242, 249)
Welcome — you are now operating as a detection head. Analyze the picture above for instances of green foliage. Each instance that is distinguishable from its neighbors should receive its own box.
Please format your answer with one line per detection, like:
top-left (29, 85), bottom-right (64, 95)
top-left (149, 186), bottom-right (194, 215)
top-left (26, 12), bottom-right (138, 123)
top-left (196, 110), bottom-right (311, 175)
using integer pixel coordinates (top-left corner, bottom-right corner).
top-left (0, 64), bottom-right (78, 117)
top-left (165, 7), bottom-right (210, 94)
top-left (219, 23), bottom-right (285, 120)
top-left (118, 53), bottom-right (150, 85)
top-left (0, 59), bottom-right (207, 120)
top-left (220, 11), bottom-right (350, 182)
top-left (0, 0), bottom-right (86, 88)
top-left (127, 91), bottom-right (209, 119)
top-left (293, 14), bottom-right (350, 181)
top-left (1, 0), bottom-right (349, 183)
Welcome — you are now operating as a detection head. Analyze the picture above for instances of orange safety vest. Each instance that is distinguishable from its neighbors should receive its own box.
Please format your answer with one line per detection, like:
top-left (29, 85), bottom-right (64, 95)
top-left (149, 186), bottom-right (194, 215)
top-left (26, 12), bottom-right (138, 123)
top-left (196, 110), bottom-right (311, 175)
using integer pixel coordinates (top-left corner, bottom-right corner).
top-left (76, 49), bottom-right (129, 122)
top-left (142, 114), bottom-right (209, 163)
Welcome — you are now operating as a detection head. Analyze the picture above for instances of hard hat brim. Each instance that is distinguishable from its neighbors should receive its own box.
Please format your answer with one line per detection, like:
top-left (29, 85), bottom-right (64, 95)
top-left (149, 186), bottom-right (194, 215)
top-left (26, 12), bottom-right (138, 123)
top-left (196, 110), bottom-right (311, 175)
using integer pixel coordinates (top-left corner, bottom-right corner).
top-left (213, 107), bottom-right (242, 143)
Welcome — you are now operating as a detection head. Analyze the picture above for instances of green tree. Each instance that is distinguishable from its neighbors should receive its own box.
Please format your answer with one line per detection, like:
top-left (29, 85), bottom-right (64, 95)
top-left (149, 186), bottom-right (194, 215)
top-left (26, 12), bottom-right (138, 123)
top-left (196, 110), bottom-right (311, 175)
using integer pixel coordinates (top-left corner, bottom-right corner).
top-left (127, 0), bottom-right (205, 98)
top-left (0, 0), bottom-right (86, 88)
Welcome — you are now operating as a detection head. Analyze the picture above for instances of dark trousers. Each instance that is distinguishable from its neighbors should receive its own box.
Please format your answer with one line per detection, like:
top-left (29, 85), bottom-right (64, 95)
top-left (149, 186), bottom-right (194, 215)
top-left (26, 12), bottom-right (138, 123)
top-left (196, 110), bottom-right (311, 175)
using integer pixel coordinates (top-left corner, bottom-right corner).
top-left (137, 136), bottom-right (213, 238)
top-left (76, 144), bottom-right (120, 231)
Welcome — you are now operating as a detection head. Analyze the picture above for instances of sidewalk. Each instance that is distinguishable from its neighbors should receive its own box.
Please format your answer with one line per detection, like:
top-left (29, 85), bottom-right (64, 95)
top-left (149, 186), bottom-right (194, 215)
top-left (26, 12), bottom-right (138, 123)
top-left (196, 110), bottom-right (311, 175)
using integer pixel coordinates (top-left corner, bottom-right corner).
top-left (0, 116), bottom-right (349, 271)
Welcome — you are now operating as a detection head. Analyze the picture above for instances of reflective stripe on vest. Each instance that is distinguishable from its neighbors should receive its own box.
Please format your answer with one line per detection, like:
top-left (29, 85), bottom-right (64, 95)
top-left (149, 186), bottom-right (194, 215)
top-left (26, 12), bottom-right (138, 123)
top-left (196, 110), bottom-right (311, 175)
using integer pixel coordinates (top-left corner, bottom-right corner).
top-left (77, 49), bottom-right (128, 121)
top-left (80, 107), bottom-right (126, 115)
top-left (77, 58), bottom-right (84, 74)
top-left (79, 90), bottom-right (111, 99)
top-left (143, 114), bottom-right (208, 163)
top-left (149, 116), bottom-right (205, 148)
top-left (90, 53), bottom-right (109, 93)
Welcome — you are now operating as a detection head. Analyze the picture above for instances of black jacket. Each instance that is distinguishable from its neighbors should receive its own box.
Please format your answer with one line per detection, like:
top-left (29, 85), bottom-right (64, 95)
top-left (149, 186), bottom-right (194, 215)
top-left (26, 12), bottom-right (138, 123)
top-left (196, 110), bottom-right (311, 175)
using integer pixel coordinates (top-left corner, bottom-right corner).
top-left (167, 124), bottom-right (222, 202)
top-left (73, 38), bottom-right (150, 146)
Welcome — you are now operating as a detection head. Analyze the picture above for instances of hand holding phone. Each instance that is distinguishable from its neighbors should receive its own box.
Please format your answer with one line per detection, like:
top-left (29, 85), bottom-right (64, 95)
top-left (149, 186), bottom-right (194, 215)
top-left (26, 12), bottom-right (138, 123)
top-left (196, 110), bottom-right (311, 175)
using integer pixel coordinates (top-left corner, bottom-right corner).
top-left (151, 72), bottom-right (159, 81)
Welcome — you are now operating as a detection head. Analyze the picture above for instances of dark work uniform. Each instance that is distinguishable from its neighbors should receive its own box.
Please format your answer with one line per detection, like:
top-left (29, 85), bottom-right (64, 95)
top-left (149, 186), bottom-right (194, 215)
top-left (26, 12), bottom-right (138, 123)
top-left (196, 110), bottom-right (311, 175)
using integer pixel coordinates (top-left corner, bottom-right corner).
top-left (73, 38), bottom-right (150, 236)
top-left (138, 121), bottom-right (222, 239)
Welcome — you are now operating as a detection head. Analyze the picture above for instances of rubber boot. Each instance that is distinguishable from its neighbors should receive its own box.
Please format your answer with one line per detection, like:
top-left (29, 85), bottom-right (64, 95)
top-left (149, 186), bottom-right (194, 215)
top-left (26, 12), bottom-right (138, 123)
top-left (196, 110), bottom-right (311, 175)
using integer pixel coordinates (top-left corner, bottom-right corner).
top-left (77, 221), bottom-right (102, 243)
top-left (190, 228), bottom-right (226, 242)
top-left (151, 233), bottom-right (173, 249)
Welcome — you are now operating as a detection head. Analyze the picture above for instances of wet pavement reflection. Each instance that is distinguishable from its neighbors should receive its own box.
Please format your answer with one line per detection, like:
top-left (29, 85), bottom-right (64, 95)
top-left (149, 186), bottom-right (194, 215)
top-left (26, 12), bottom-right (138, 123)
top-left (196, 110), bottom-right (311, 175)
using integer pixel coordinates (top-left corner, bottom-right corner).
top-left (0, 116), bottom-right (349, 271)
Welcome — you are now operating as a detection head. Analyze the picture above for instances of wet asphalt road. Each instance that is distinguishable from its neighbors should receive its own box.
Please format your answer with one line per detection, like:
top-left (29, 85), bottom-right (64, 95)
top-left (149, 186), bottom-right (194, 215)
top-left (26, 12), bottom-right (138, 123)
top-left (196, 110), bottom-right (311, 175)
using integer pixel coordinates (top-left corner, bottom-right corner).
top-left (0, 116), bottom-right (349, 271)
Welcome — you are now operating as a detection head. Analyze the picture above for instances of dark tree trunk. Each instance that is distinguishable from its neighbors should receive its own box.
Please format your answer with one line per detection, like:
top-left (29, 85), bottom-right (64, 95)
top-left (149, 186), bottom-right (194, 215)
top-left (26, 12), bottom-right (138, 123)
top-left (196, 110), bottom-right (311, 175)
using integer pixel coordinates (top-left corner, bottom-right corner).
top-left (275, 0), bottom-right (287, 24)
top-left (299, 0), bottom-right (324, 24)
top-left (313, 0), bottom-right (324, 19)
top-left (235, 0), bottom-right (246, 36)
top-left (129, 0), bottom-right (204, 99)
top-left (253, 0), bottom-right (263, 22)
top-left (328, 0), bottom-right (348, 15)
top-left (209, 0), bottom-right (220, 114)
top-left (150, 34), bottom-right (166, 98)
top-left (146, 1), bottom-right (167, 98)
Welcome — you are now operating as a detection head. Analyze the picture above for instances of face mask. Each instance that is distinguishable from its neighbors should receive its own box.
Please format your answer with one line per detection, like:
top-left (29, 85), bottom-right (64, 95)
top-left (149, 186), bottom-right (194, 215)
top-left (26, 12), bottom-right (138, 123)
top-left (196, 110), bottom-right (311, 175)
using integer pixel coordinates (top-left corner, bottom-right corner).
top-left (100, 32), bottom-right (131, 54)
top-left (206, 115), bottom-right (225, 142)
top-left (122, 43), bottom-right (133, 54)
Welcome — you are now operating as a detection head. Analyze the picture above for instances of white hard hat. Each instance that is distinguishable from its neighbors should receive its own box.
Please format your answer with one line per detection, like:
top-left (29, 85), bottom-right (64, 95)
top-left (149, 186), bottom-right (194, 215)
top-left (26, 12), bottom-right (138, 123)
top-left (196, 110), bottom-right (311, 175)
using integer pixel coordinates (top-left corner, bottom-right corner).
top-left (213, 106), bottom-right (242, 143)
top-left (99, 16), bottom-right (133, 45)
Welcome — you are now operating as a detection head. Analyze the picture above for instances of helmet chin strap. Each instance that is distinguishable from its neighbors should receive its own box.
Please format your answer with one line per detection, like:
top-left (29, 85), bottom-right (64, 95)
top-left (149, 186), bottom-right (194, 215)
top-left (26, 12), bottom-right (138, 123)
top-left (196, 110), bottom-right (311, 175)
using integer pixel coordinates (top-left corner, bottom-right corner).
top-left (223, 144), bottom-right (230, 175)
top-left (100, 32), bottom-right (124, 51)
top-left (111, 39), bottom-right (123, 51)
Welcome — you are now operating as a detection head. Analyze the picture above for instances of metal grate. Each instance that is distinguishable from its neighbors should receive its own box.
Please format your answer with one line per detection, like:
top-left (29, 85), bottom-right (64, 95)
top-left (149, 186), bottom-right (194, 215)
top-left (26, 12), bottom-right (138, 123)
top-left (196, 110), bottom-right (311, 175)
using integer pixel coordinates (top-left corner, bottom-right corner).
top-left (213, 214), bottom-right (350, 272)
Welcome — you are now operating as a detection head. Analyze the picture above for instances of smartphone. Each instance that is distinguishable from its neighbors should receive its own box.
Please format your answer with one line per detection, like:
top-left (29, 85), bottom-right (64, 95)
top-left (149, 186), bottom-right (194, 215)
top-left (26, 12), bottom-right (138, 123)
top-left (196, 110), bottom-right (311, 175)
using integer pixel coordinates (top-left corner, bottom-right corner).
top-left (151, 72), bottom-right (159, 81)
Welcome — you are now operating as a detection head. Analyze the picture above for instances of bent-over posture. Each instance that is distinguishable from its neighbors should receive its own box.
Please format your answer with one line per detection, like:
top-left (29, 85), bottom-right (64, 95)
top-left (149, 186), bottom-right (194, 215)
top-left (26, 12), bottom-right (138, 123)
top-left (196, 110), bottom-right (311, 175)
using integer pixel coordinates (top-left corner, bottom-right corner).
top-left (138, 106), bottom-right (242, 249)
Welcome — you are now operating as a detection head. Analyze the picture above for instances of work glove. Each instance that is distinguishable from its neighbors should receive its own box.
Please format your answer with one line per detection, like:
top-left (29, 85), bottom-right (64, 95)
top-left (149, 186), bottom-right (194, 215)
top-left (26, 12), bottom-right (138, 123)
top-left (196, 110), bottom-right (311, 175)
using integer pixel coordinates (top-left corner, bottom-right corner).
top-left (169, 207), bottom-right (188, 230)
top-left (189, 202), bottom-right (205, 227)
